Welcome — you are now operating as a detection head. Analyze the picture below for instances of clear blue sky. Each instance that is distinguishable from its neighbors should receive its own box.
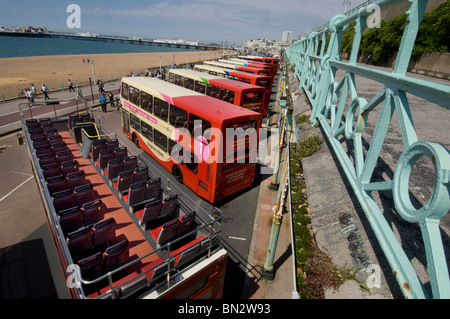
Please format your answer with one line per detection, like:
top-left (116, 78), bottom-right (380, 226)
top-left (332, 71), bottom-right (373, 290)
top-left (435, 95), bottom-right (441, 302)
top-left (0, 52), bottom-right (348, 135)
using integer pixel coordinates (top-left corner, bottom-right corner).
top-left (1, 0), bottom-right (367, 45)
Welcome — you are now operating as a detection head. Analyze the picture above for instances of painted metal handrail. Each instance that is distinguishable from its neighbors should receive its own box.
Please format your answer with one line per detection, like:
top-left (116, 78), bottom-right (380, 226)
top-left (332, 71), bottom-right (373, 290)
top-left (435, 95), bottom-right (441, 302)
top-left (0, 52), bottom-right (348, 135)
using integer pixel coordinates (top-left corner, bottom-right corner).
top-left (285, 0), bottom-right (449, 299)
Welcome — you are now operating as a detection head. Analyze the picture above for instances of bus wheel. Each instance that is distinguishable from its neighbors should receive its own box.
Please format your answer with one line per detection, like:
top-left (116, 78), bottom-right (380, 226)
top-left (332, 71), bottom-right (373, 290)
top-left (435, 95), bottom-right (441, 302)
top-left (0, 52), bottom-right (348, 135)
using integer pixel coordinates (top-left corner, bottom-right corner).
top-left (132, 134), bottom-right (140, 148)
top-left (173, 165), bottom-right (183, 184)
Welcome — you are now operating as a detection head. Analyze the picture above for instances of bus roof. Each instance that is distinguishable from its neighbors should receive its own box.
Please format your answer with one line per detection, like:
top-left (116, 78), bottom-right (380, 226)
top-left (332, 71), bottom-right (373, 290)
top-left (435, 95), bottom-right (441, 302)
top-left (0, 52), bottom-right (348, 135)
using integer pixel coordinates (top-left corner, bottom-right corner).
top-left (168, 69), bottom-right (266, 91)
top-left (194, 64), bottom-right (271, 80)
top-left (121, 77), bottom-right (261, 122)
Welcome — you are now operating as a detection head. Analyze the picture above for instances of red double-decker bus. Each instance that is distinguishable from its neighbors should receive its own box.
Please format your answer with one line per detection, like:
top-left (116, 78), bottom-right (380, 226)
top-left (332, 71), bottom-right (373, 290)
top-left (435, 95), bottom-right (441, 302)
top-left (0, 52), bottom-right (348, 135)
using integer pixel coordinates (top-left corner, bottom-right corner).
top-left (237, 55), bottom-right (280, 66)
top-left (193, 64), bottom-right (274, 108)
top-left (121, 77), bottom-right (262, 203)
top-left (168, 68), bottom-right (267, 116)
top-left (204, 60), bottom-right (273, 77)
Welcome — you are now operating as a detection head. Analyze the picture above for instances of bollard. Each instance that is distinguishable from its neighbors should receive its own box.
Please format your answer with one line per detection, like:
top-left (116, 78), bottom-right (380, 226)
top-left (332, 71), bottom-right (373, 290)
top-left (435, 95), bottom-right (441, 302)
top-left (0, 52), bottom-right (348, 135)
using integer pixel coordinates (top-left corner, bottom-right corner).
top-left (1, 92), bottom-right (5, 103)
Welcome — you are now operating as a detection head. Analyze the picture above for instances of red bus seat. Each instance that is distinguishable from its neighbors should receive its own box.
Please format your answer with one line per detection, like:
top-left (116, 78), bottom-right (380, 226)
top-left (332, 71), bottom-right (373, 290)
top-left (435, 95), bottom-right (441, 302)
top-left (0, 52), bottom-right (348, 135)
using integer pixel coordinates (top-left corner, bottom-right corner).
top-left (154, 218), bottom-right (180, 248)
top-left (66, 170), bottom-right (86, 191)
top-left (125, 181), bottom-right (146, 209)
top-left (42, 162), bottom-right (62, 179)
top-left (92, 218), bottom-right (116, 247)
top-left (114, 146), bottom-right (127, 160)
top-left (106, 139), bottom-right (119, 150)
top-left (78, 252), bottom-right (105, 281)
top-left (123, 156), bottom-right (137, 172)
top-left (52, 189), bottom-right (75, 213)
top-left (145, 177), bottom-right (162, 201)
top-left (61, 159), bottom-right (79, 177)
top-left (147, 258), bottom-right (175, 284)
top-left (56, 150), bottom-right (74, 164)
top-left (35, 144), bottom-right (52, 157)
top-left (105, 158), bottom-right (123, 181)
top-left (176, 211), bottom-right (197, 237)
top-left (38, 153), bottom-right (56, 167)
top-left (115, 170), bottom-right (134, 195)
top-left (33, 137), bottom-right (49, 149)
top-left (82, 199), bottom-right (106, 226)
top-left (74, 183), bottom-right (96, 208)
top-left (133, 166), bottom-right (148, 184)
top-left (105, 239), bottom-right (129, 272)
top-left (98, 149), bottom-right (115, 170)
top-left (160, 194), bottom-right (179, 218)
top-left (59, 206), bottom-right (83, 236)
top-left (135, 200), bottom-right (163, 230)
top-left (67, 225), bottom-right (93, 255)
top-left (46, 175), bottom-right (68, 196)
top-left (90, 139), bottom-right (107, 161)
top-left (51, 141), bottom-right (69, 155)
top-left (47, 134), bottom-right (63, 145)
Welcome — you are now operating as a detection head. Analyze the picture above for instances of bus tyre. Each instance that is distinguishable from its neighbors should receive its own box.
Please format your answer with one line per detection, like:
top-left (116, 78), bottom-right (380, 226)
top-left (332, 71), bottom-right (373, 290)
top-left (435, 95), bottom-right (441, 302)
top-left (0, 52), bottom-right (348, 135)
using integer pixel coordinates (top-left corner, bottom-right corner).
top-left (173, 165), bottom-right (183, 184)
top-left (132, 134), bottom-right (140, 148)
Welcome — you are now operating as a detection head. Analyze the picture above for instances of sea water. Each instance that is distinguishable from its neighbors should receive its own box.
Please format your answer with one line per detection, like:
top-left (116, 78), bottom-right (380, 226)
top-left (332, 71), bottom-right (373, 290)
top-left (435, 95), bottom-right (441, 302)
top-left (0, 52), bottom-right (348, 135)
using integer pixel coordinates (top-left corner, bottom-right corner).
top-left (0, 35), bottom-right (197, 58)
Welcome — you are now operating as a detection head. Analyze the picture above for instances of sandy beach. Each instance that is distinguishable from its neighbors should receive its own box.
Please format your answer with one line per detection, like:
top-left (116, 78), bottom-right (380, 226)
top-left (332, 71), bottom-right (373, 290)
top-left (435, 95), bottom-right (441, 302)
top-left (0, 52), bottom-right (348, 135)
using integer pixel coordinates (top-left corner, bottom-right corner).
top-left (0, 50), bottom-right (232, 99)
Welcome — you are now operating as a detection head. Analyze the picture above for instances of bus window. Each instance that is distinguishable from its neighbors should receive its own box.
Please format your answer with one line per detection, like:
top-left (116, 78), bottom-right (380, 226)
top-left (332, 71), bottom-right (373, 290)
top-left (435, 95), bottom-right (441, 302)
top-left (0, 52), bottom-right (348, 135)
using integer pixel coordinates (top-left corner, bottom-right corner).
top-left (185, 78), bottom-right (194, 90)
top-left (207, 84), bottom-right (220, 98)
top-left (188, 114), bottom-right (211, 139)
top-left (243, 91), bottom-right (263, 104)
top-left (130, 86), bottom-right (140, 106)
top-left (168, 72), bottom-right (175, 84)
top-left (154, 97), bottom-right (169, 122)
top-left (122, 82), bottom-right (129, 100)
top-left (141, 121), bottom-right (153, 142)
top-left (220, 88), bottom-right (235, 104)
top-left (130, 113), bottom-right (141, 132)
top-left (169, 105), bottom-right (188, 128)
top-left (257, 79), bottom-right (270, 87)
top-left (175, 75), bottom-right (184, 87)
top-left (186, 152), bottom-right (198, 173)
top-left (141, 91), bottom-right (153, 113)
top-left (194, 81), bottom-right (206, 94)
top-left (154, 129), bottom-right (168, 152)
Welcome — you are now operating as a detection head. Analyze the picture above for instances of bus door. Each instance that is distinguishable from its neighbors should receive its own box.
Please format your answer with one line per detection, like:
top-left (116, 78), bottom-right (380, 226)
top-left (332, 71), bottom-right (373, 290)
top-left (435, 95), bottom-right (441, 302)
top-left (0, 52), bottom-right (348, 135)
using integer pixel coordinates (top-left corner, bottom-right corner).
top-left (122, 109), bottom-right (130, 135)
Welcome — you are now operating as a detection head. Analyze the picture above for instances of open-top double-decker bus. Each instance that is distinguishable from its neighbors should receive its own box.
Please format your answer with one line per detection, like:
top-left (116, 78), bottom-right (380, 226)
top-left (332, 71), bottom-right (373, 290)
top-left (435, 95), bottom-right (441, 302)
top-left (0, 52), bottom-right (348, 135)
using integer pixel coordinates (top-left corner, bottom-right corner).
top-left (19, 104), bottom-right (227, 299)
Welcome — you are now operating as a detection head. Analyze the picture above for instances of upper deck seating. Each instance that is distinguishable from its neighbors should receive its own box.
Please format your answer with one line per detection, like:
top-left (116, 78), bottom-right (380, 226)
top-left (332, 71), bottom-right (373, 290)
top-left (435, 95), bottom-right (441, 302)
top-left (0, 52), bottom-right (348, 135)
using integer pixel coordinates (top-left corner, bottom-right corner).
top-left (135, 195), bottom-right (179, 230)
top-left (67, 225), bottom-right (93, 256)
top-left (59, 206), bottom-right (83, 236)
top-left (114, 170), bottom-right (134, 195)
top-left (105, 158), bottom-right (123, 181)
top-left (35, 144), bottom-right (52, 157)
top-left (46, 175), bottom-right (68, 196)
top-left (145, 177), bottom-right (162, 201)
top-left (78, 252), bottom-right (105, 281)
top-left (133, 166), bottom-right (148, 184)
top-left (123, 156), bottom-right (138, 172)
top-left (90, 139), bottom-right (107, 161)
top-left (81, 199), bottom-right (106, 226)
top-left (33, 137), bottom-right (49, 149)
top-left (125, 181), bottom-right (146, 210)
top-left (92, 218), bottom-right (116, 247)
top-left (105, 239), bottom-right (129, 272)
top-left (98, 149), bottom-right (115, 170)
top-left (66, 170), bottom-right (87, 191)
top-left (114, 147), bottom-right (127, 161)
top-left (154, 219), bottom-right (180, 248)
top-left (150, 210), bottom-right (197, 249)
top-left (74, 183), bottom-right (96, 208)
top-left (52, 189), bottom-right (75, 213)
top-left (38, 153), bottom-right (57, 167)
top-left (44, 127), bottom-right (58, 138)
top-left (56, 150), bottom-right (74, 164)
top-left (106, 139), bottom-right (119, 150)
top-left (51, 141), bottom-right (69, 155)
top-left (61, 159), bottom-right (79, 177)
top-left (47, 134), bottom-right (63, 145)
top-left (42, 163), bottom-right (62, 179)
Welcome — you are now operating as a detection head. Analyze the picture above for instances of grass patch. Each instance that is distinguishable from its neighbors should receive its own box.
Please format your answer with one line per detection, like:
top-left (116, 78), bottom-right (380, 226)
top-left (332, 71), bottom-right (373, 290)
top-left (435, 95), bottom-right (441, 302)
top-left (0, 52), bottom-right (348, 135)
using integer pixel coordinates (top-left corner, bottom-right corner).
top-left (290, 136), bottom-right (356, 298)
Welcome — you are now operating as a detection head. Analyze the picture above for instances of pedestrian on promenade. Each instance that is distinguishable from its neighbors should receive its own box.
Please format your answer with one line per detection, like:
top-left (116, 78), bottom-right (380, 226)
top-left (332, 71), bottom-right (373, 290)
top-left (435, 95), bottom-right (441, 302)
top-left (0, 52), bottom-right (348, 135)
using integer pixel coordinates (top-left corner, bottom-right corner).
top-left (108, 92), bottom-right (115, 108)
top-left (68, 79), bottom-right (75, 92)
top-left (97, 80), bottom-right (105, 93)
top-left (28, 88), bottom-right (35, 106)
top-left (77, 86), bottom-right (83, 100)
top-left (41, 84), bottom-right (50, 100)
top-left (24, 88), bottom-right (29, 102)
top-left (31, 84), bottom-right (37, 98)
top-left (100, 94), bottom-right (107, 112)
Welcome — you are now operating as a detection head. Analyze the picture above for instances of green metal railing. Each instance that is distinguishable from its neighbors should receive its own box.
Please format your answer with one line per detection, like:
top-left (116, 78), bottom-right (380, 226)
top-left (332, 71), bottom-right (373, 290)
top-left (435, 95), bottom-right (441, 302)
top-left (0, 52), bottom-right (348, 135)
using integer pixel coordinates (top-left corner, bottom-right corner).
top-left (285, 0), bottom-right (449, 299)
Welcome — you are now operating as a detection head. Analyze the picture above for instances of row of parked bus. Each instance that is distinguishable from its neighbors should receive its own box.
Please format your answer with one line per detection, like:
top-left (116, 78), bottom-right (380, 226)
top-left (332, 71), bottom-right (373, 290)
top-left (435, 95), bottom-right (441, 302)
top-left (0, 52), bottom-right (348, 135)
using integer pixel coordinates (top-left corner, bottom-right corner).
top-left (120, 55), bottom-right (279, 203)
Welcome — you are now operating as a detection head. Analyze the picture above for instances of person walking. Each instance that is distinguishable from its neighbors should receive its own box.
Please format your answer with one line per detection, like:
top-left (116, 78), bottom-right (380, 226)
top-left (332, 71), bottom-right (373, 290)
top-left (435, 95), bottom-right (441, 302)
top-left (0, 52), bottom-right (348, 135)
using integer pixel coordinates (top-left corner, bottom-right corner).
top-left (77, 86), bottom-right (83, 100)
top-left (97, 80), bottom-right (105, 93)
top-left (99, 94), bottom-right (107, 112)
top-left (68, 79), bottom-right (75, 92)
top-left (41, 84), bottom-right (50, 100)
top-left (28, 88), bottom-right (35, 106)
top-left (108, 92), bottom-right (115, 108)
